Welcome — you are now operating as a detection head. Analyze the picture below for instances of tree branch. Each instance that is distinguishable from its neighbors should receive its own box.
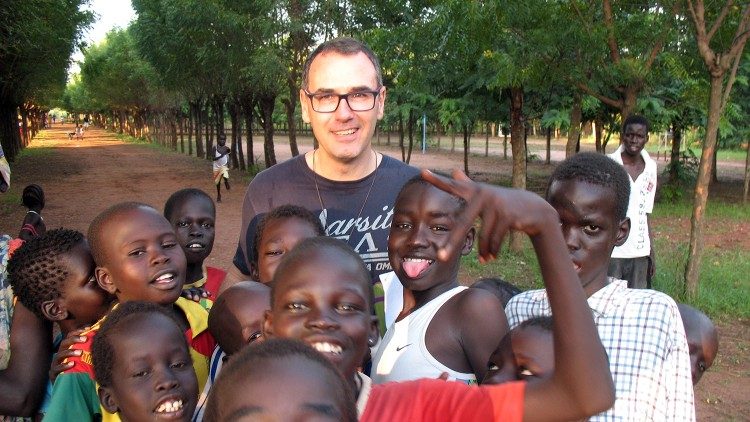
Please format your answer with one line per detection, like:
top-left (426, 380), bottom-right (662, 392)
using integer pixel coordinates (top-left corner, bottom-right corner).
top-left (602, 0), bottom-right (621, 64)
top-left (576, 82), bottom-right (622, 109)
top-left (707, 0), bottom-right (735, 42)
top-left (720, 45), bottom-right (743, 112)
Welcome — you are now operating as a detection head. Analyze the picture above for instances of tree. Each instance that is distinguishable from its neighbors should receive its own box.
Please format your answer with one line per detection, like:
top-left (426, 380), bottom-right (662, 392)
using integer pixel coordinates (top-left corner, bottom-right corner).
top-left (684, 0), bottom-right (750, 296)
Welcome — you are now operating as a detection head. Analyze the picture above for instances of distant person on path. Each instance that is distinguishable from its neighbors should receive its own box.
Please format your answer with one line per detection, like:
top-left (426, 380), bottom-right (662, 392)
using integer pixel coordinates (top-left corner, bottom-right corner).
top-left (212, 134), bottom-right (230, 203)
top-left (18, 184), bottom-right (46, 241)
top-left (608, 114), bottom-right (657, 288)
top-left (82, 116), bottom-right (89, 131)
top-left (74, 125), bottom-right (83, 142)
top-left (224, 37), bottom-right (419, 290)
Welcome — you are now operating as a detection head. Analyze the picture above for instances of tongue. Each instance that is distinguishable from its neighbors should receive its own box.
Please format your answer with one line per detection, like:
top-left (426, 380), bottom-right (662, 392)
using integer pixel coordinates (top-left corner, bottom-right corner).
top-left (403, 260), bottom-right (430, 278)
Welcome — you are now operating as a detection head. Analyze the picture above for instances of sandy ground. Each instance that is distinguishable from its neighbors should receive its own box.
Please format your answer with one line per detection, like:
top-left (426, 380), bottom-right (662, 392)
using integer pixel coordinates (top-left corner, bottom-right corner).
top-left (1, 124), bottom-right (747, 420)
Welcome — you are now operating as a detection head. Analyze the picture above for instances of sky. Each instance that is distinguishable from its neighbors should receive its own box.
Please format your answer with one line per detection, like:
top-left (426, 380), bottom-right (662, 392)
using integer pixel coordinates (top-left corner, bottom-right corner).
top-left (69, 0), bottom-right (137, 75)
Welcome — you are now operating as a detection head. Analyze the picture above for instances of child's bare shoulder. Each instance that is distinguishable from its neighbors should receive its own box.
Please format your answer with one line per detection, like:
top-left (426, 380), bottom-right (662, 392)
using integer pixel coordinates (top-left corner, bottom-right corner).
top-left (449, 287), bottom-right (505, 323)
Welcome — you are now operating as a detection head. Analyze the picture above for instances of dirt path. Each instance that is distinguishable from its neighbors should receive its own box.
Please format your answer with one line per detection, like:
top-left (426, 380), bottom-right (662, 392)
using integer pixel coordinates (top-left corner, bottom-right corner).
top-left (1, 124), bottom-right (747, 420)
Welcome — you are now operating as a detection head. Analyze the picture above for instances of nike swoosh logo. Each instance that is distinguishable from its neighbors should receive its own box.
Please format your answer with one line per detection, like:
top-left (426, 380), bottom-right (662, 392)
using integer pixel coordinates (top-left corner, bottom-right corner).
top-left (396, 344), bottom-right (412, 351)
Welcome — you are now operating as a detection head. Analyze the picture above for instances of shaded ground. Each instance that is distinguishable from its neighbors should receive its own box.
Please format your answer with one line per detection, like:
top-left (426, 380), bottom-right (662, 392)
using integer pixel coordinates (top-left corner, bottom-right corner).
top-left (1, 124), bottom-right (747, 420)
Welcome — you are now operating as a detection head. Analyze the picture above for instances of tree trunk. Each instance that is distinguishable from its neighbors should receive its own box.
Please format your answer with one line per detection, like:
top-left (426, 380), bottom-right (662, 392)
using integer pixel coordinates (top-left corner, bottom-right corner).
top-left (509, 87), bottom-right (527, 252)
top-left (566, 93), bottom-right (582, 158)
top-left (241, 94), bottom-right (255, 167)
top-left (744, 139), bottom-right (749, 204)
top-left (463, 124), bottom-right (471, 176)
top-left (485, 122), bottom-right (490, 157)
top-left (0, 102), bottom-right (21, 161)
top-left (398, 115), bottom-right (406, 162)
top-left (229, 101), bottom-right (240, 169)
top-left (545, 127), bottom-right (552, 164)
top-left (451, 126), bottom-right (456, 153)
top-left (669, 122), bottom-right (683, 184)
top-left (406, 111), bottom-right (414, 164)
top-left (685, 74), bottom-right (723, 296)
top-left (594, 116), bottom-right (604, 153)
top-left (284, 98), bottom-right (300, 157)
top-left (259, 95), bottom-right (277, 167)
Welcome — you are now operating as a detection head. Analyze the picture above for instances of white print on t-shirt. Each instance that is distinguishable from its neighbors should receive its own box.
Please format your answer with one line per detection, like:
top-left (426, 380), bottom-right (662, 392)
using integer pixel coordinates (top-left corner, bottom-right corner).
top-left (318, 205), bottom-right (394, 273)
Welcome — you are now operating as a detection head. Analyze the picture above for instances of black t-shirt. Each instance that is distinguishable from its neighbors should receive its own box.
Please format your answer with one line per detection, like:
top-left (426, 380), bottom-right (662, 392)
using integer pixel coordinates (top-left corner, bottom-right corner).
top-left (233, 154), bottom-right (420, 280)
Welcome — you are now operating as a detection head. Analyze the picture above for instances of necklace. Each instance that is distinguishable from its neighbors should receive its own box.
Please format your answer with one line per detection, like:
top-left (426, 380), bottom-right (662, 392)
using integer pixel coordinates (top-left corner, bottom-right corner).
top-left (312, 149), bottom-right (380, 241)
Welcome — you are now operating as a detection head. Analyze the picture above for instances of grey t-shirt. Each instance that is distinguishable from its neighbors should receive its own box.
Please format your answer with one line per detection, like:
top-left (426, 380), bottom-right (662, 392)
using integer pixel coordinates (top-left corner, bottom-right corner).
top-left (233, 153), bottom-right (420, 281)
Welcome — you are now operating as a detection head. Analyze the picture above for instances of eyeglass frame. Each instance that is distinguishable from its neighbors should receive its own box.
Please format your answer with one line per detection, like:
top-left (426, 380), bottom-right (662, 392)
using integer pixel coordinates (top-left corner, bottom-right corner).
top-left (302, 88), bottom-right (382, 113)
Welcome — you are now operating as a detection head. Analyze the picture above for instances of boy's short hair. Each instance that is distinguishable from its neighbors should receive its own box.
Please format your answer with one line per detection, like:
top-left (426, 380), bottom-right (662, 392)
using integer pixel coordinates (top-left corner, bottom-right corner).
top-left (302, 37), bottom-right (382, 90)
top-left (204, 338), bottom-right (357, 422)
top-left (88, 202), bottom-right (156, 266)
top-left (517, 315), bottom-right (554, 333)
top-left (547, 152), bottom-right (630, 222)
top-left (472, 277), bottom-right (522, 308)
top-left (91, 301), bottom-right (188, 387)
top-left (251, 204), bottom-right (325, 265)
top-left (622, 114), bottom-right (649, 133)
top-left (396, 175), bottom-right (467, 211)
top-left (7, 228), bottom-right (85, 319)
top-left (21, 184), bottom-right (45, 209)
top-left (271, 236), bottom-right (373, 312)
top-left (163, 188), bottom-right (215, 221)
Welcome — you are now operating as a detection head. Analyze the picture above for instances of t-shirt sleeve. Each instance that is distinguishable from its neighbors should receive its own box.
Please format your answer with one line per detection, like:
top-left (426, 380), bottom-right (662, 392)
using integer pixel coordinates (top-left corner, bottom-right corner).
top-left (44, 372), bottom-right (101, 421)
top-left (361, 379), bottom-right (524, 422)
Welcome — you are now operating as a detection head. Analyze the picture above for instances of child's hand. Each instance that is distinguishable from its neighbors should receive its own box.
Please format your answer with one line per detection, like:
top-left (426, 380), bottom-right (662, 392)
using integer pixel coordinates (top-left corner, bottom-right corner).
top-left (49, 329), bottom-right (87, 382)
top-left (181, 286), bottom-right (209, 302)
top-left (421, 169), bottom-right (557, 263)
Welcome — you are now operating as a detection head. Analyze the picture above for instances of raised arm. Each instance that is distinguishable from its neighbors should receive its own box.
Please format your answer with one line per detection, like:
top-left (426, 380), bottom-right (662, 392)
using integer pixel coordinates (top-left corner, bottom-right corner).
top-left (422, 169), bottom-right (614, 422)
top-left (0, 302), bottom-right (52, 416)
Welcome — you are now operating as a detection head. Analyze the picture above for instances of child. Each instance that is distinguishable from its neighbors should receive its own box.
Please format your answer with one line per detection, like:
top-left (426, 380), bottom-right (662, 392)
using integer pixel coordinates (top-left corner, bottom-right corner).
top-left (482, 316), bottom-right (555, 385)
top-left (371, 176), bottom-right (508, 384)
top-left (193, 281), bottom-right (270, 421)
top-left (204, 338), bottom-right (357, 422)
top-left (471, 277), bottom-right (522, 308)
top-left (18, 184), bottom-right (46, 241)
top-left (164, 188), bottom-right (225, 301)
top-left (250, 204), bottom-right (325, 284)
top-left (211, 134), bottom-right (230, 203)
top-left (677, 303), bottom-right (719, 385)
top-left (3, 229), bottom-right (112, 418)
top-left (264, 206), bottom-right (614, 421)
top-left (506, 152), bottom-right (694, 420)
top-left (75, 124), bottom-right (84, 141)
top-left (45, 203), bottom-right (214, 421)
top-left (91, 301), bottom-right (198, 422)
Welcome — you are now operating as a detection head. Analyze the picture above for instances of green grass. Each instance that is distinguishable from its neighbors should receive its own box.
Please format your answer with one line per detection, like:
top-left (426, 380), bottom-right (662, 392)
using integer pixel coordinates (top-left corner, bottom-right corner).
top-left (116, 133), bottom-right (174, 153)
top-left (16, 146), bottom-right (54, 159)
top-left (653, 200), bottom-right (750, 220)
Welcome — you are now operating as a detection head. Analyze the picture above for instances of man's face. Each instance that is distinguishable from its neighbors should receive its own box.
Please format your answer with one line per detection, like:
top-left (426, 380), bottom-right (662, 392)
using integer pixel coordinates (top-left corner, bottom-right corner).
top-left (97, 208), bottom-right (186, 305)
top-left (621, 123), bottom-right (648, 157)
top-left (300, 51), bottom-right (385, 165)
top-left (547, 180), bottom-right (628, 297)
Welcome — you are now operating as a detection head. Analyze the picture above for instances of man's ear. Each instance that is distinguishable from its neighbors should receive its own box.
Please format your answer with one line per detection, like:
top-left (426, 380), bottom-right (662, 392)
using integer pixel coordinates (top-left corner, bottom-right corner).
top-left (98, 386), bottom-right (119, 414)
top-left (615, 217), bottom-right (630, 247)
top-left (376, 86), bottom-right (387, 120)
top-left (461, 227), bottom-right (476, 256)
top-left (41, 299), bottom-right (68, 321)
top-left (96, 267), bottom-right (118, 295)
top-left (299, 89), bottom-right (311, 123)
top-left (262, 310), bottom-right (274, 339)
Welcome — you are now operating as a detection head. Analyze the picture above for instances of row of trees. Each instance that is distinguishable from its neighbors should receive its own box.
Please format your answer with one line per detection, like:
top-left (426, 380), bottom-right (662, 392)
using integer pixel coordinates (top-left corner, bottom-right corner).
top-left (0, 0), bottom-right (91, 160)
top-left (8, 1), bottom-right (750, 297)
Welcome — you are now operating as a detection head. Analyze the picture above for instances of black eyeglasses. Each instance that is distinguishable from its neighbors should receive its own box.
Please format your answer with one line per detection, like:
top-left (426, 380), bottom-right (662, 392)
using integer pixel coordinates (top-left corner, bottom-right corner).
top-left (303, 89), bottom-right (381, 113)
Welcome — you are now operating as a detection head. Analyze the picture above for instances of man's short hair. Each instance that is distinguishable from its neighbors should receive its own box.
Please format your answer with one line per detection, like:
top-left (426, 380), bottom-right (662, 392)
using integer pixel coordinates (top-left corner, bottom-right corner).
top-left (622, 114), bottom-right (649, 133)
top-left (547, 152), bottom-right (630, 222)
top-left (301, 37), bottom-right (383, 90)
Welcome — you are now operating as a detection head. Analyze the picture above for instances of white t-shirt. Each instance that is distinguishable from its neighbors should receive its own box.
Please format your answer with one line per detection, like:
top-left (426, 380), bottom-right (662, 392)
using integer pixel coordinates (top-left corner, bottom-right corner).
top-left (609, 145), bottom-right (657, 258)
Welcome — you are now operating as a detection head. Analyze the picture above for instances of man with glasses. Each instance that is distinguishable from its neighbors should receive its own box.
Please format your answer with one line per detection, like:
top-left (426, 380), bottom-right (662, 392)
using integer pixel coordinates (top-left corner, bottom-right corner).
top-left (223, 37), bottom-right (419, 293)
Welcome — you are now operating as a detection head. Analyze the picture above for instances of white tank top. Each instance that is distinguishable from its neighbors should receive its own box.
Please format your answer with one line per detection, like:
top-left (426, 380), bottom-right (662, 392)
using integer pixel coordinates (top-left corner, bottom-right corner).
top-left (371, 286), bottom-right (476, 385)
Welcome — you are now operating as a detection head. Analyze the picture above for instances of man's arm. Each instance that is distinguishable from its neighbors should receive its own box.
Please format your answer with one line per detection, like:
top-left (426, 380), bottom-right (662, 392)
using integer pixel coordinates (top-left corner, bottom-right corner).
top-left (0, 302), bottom-right (52, 416)
top-left (423, 169), bottom-right (614, 422)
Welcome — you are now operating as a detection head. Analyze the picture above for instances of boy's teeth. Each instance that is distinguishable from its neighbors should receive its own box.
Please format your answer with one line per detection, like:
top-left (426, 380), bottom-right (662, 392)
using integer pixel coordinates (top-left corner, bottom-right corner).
top-left (155, 399), bottom-right (183, 413)
top-left (312, 342), bottom-right (342, 354)
top-left (155, 273), bottom-right (174, 282)
top-left (334, 129), bottom-right (356, 135)
top-left (187, 243), bottom-right (202, 249)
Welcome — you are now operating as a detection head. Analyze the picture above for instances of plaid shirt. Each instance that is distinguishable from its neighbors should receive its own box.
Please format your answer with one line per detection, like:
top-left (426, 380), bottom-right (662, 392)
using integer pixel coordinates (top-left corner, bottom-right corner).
top-left (506, 278), bottom-right (695, 421)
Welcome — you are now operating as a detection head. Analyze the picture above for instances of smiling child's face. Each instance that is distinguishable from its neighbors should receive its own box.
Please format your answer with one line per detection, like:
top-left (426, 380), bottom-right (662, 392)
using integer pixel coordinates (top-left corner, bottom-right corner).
top-left (483, 325), bottom-right (555, 385)
top-left (388, 182), bottom-right (473, 294)
top-left (255, 216), bottom-right (322, 284)
top-left (59, 241), bottom-right (113, 326)
top-left (547, 179), bottom-right (628, 297)
top-left (168, 196), bottom-right (215, 266)
top-left (263, 246), bottom-right (378, 379)
top-left (97, 207), bottom-right (186, 305)
top-left (103, 314), bottom-right (198, 422)
top-left (221, 357), bottom-right (348, 421)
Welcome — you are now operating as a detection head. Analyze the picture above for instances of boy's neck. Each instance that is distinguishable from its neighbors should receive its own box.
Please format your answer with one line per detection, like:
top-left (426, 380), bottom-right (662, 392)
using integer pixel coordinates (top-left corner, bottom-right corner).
top-left (583, 274), bottom-right (610, 298)
top-left (185, 261), bottom-right (204, 285)
top-left (399, 279), bottom-right (459, 319)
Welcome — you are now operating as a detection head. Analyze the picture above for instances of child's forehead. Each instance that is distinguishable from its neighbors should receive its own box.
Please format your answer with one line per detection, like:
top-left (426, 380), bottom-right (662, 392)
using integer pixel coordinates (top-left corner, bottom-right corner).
top-left (275, 252), bottom-right (369, 294)
top-left (397, 182), bottom-right (461, 209)
top-left (549, 179), bottom-right (617, 206)
top-left (175, 194), bottom-right (214, 212)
